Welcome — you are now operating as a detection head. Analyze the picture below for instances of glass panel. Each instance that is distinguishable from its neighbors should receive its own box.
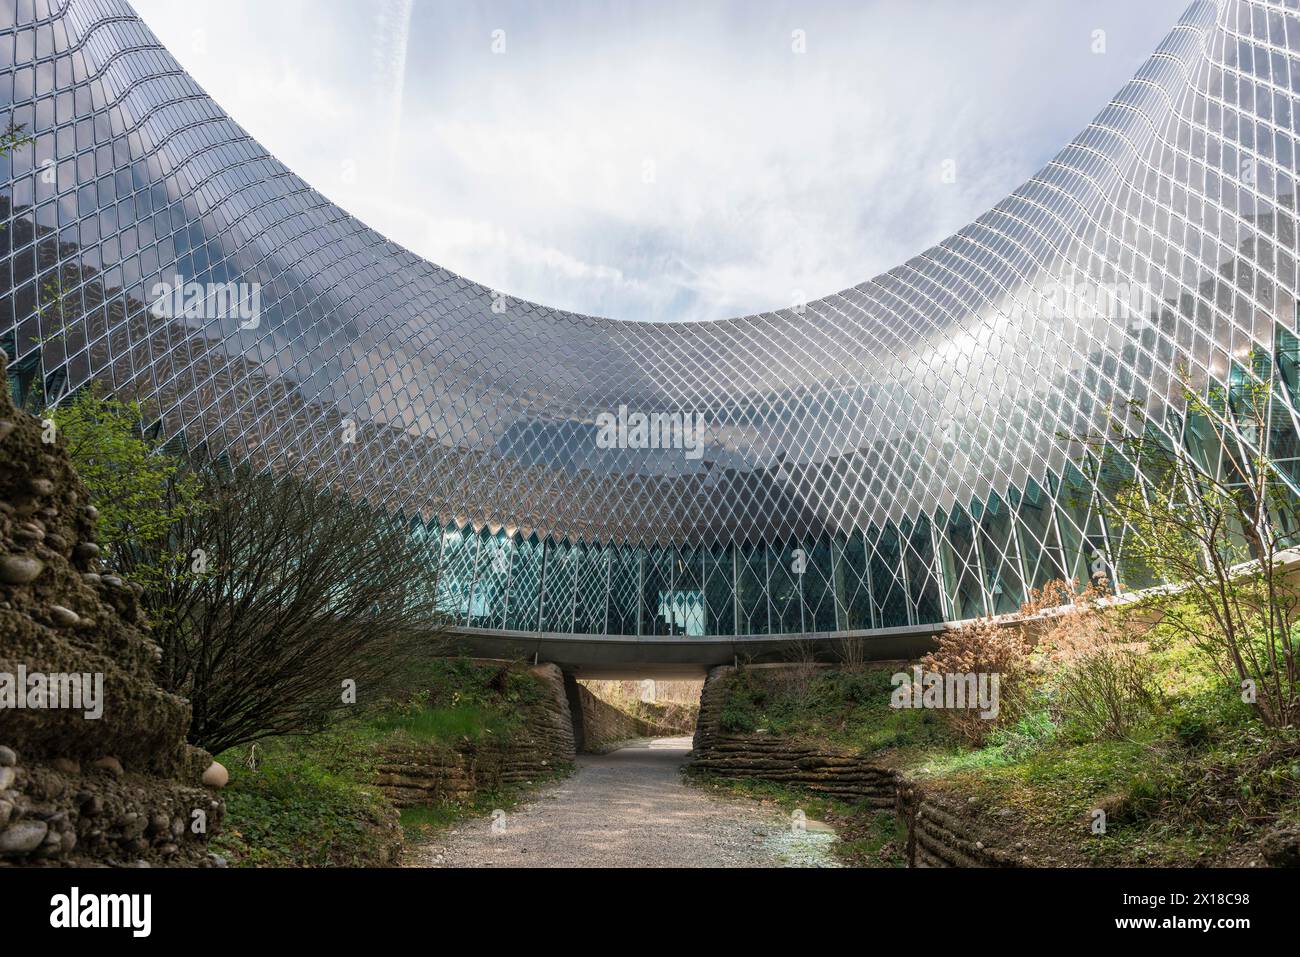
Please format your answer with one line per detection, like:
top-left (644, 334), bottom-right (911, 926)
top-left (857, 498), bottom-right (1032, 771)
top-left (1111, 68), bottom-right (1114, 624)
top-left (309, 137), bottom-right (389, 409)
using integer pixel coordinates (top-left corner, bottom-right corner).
top-left (839, 530), bottom-right (873, 630)
top-left (505, 534), bottom-right (543, 631)
top-left (736, 541), bottom-right (768, 635)
top-left (572, 541), bottom-right (608, 635)
top-left (1015, 478), bottom-right (1067, 590)
top-left (607, 544), bottom-right (640, 635)
top-left (539, 539), bottom-right (575, 633)
top-left (903, 515), bottom-right (944, 624)
top-left (978, 493), bottom-right (1025, 615)
top-left (940, 508), bottom-right (985, 620)
top-left (469, 531), bottom-right (511, 629)
top-left (436, 526), bottom-right (477, 626)
top-left (869, 521), bottom-right (908, 627)
top-left (802, 535), bottom-right (838, 632)
top-left (768, 540), bottom-right (803, 633)
top-left (640, 544), bottom-right (672, 636)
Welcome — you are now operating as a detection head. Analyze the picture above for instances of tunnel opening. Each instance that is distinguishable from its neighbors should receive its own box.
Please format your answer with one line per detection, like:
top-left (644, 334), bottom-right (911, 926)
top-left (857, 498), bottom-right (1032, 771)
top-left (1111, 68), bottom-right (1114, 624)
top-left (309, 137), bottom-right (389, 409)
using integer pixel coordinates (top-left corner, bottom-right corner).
top-left (562, 674), bottom-right (705, 754)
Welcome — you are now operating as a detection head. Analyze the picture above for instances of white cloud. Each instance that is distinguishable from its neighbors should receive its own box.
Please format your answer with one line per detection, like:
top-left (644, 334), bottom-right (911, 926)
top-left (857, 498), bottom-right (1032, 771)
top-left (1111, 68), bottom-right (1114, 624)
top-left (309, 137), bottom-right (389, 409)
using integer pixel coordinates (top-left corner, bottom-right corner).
top-left (132, 0), bottom-right (1189, 322)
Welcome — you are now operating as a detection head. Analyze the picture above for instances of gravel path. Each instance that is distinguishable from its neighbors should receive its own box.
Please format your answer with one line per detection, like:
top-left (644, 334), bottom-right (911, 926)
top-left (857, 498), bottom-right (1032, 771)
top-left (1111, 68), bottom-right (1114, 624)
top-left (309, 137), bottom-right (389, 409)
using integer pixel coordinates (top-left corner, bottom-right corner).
top-left (408, 737), bottom-right (839, 868)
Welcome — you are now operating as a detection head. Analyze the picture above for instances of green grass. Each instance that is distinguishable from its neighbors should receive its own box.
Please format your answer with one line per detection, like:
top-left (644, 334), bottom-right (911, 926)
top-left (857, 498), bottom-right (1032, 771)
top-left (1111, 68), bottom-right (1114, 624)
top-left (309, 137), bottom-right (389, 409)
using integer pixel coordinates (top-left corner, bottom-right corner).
top-left (837, 809), bottom-right (909, 866)
top-left (212, 657), bottom-right (568, 867)
top-left (711, 622), bottom-right (1300, 866)
top-left (365, 656), bottom-right (546, 745)
top-left (211, 737), bottom-right (394, 867)
top-left (717, 666), bottom-right (952, 757)
top-left (399, 804), bottom-right (467, 831)
top-left (369, 703), bottom-right (510, 743)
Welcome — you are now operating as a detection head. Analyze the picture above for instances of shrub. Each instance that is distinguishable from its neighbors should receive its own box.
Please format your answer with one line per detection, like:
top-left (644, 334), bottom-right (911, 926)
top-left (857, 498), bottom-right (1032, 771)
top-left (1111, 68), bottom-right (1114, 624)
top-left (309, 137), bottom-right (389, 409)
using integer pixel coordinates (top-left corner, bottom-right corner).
top-left (1052, 643), bottom-right (1161, 740)
top-left (211, 739), bottom-right (394, 867)
top-left (1165, 687), bottom-right (1257, 747)
top-left (835, 635), bottom-right (871, 672)
top-left (920, 615), bottom-right (1033, 746)
top-left (145, 466), bottom-right (446, 753)
top-left (1030, 580), bottom-right (1162, 739)
top-left (985, 705), bottom-right (1057, 759)
top-left (369, 659), bottom-right (545, 743)
top-left (829, 669), bottom-right (880, 705)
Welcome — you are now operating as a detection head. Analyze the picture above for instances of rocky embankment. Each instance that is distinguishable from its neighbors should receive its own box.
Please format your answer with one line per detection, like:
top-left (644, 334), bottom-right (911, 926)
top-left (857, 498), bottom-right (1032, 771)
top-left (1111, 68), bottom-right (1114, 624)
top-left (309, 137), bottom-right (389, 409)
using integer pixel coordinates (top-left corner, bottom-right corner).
top-left (373, 662), bottom-right (576, 807)
top-left (0, 353), bottom-right (223, 867)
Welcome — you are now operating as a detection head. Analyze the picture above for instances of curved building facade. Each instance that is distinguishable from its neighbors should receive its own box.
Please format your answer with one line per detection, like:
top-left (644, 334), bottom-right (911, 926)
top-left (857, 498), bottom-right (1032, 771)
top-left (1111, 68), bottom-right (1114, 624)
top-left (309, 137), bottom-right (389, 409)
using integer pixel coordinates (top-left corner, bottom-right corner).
top-left (3, 0), bottom-right (1300, 638)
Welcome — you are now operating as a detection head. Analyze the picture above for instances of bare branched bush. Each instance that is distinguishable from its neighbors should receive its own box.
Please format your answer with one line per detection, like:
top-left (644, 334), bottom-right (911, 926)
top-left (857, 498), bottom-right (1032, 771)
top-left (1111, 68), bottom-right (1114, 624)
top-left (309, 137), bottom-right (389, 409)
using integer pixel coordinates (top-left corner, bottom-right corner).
top-left (777, 637), bottom-right (823, 711)
top-left (1055, 645), bottom-right (1161, 740)
top-left (835, 635), bottom-right (870, 672)
top-left (126, 466), bottom-right (445, 753)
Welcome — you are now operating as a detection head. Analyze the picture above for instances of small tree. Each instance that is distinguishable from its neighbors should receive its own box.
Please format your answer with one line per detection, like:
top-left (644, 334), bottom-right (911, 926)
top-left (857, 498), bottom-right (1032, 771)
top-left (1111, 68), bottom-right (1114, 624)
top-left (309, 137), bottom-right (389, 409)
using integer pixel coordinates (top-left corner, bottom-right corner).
top-left (47, 386), bottom-right (203, 590)
top-left (142, 465), bottom-right (445, 754)
top-left (1086, 371), bottom-right (1300, 728)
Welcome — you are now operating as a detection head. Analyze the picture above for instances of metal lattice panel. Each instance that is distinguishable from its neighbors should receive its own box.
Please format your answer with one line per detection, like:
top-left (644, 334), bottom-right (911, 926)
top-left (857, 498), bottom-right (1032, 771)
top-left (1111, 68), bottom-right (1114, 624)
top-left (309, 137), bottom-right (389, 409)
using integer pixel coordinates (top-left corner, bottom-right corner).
top-left (3, 0), bottom-right (1300, 636)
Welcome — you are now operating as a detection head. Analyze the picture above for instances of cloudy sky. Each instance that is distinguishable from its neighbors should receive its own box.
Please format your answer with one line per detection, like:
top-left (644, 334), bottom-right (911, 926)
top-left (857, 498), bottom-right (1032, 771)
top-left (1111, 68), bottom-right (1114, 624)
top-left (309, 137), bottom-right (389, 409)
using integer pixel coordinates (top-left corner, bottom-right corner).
top-left (132, 0), bottom-right (1189, 322)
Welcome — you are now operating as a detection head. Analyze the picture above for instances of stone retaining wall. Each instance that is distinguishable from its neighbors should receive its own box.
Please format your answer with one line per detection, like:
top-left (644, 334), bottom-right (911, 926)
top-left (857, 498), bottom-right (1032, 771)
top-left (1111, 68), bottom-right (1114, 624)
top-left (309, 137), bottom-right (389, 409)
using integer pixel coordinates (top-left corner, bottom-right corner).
top-left (690, 665), bottom-right (1028, 867)
top-left (373, 662), bottom-right (576, 807)
top-left (690, 737), bottom-right (899, 808)
top-left (895, 783), bottom-right (1023, 867)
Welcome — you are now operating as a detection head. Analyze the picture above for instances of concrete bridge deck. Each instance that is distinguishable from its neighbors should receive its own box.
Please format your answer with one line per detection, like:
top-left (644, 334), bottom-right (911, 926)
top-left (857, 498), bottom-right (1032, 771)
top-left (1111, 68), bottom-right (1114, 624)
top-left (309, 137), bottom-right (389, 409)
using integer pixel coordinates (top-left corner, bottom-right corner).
top-left (446, 623), bottom-right (944, 680)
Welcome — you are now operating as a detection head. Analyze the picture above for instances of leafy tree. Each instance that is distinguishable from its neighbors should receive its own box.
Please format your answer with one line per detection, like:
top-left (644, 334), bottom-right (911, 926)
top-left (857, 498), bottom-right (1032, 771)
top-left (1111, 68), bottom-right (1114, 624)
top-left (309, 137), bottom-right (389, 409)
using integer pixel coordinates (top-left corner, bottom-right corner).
top-left (46, 386), bottom-right (203, 590)
top-left (1085, 368), bottom-right (1300, 728)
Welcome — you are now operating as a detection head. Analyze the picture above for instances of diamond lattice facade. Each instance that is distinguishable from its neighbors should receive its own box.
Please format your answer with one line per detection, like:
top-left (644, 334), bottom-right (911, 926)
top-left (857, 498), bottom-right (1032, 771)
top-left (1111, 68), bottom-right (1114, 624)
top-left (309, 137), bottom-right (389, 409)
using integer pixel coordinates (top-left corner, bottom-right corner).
top-left (3, 0), bottom-right (1300, 637)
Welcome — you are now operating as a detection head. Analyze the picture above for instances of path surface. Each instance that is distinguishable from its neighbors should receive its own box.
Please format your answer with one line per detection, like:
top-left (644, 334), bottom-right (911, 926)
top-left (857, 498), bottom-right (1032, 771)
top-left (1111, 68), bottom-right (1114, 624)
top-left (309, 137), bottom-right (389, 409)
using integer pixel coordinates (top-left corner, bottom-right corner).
top-left (409, 737), bottom-right (838, 868)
